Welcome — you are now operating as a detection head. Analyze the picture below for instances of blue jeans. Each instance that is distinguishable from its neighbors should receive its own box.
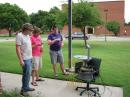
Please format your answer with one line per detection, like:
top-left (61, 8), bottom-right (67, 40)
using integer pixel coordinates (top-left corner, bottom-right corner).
top-left (22, 59), bottom-right (32, 92)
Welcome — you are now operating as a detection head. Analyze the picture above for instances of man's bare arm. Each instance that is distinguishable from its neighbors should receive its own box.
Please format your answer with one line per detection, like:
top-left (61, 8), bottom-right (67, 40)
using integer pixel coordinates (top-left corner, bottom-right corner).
top-left (16, 44), bottom-right (24, 67)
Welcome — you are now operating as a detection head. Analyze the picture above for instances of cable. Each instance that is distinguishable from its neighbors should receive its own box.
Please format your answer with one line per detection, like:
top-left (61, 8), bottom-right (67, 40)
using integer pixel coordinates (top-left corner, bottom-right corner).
top-left (98, 74), bottom-right (112, 97)
top-left (98, 74), bottom-right (106, 95)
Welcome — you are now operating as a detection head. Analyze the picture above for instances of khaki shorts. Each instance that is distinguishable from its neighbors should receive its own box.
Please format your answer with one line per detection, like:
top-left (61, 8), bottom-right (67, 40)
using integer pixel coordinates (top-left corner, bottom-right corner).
top-left (32, 56), bottom-right (42, 70)
top-left (49, 50), bottom-right (64, 65)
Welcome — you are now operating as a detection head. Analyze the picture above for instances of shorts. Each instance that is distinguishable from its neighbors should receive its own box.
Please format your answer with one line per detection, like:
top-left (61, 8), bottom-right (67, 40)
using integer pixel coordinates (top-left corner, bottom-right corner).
top-left (32, 56), bottom-right (42, 70)
top-left (49, 50), bottom-right (64, 65)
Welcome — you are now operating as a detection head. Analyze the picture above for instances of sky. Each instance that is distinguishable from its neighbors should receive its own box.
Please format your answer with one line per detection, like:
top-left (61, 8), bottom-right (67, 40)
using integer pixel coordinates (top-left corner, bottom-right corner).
top-left (0, 0), bottom-right (129, 23)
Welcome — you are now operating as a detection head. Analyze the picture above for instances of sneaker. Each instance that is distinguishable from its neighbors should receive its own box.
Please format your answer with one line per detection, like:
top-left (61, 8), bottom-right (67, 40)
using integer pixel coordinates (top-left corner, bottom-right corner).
top-left (27, 88), bottom-right (35, 91)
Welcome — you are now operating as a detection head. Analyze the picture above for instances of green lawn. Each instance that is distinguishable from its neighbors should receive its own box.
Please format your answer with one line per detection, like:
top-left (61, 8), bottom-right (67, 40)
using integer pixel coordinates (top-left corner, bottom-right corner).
top-left (0, 40), bottom-right (130, 97)
top-left (3, 89), bottom-right (37, 97)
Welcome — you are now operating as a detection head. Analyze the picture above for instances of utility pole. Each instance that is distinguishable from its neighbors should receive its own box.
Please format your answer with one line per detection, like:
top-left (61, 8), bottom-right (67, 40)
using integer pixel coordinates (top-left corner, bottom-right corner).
top-left (68, 0), bottom-right (72, 69)
top-left (104, 9), bottom-right (108, 42)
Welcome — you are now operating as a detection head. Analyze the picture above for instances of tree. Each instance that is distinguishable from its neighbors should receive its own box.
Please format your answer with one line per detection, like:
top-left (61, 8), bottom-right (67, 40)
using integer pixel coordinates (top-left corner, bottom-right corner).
top-left (125, 22), bottom-right (130, 26)
top-left (106, 21), bottom-right (120, 36)
top-left (55, 9), bottom-right (67, 30)
top-left (0, 3), bottom-right (29, 37)
top-left (49, 7), bottom-right (60, 30)
top-left (72, 0), bottom-right (102, 46)
top-left (128, 22), bottom-right (130, 25)
top-left (49, 7), bottom-right (67, 30)
top-left (30, 7), bottom-right (67, 33)
top-left (49, 7), bottom-right (60, 14)
top-left (30, 10), bottom-right (51, 33)
top-left (30, 7), bottom-right (61, 33)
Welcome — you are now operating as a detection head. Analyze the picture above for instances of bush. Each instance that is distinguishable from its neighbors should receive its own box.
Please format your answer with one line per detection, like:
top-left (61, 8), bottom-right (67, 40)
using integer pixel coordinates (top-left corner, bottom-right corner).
top-left (106, 21), bottom-right (120, 36)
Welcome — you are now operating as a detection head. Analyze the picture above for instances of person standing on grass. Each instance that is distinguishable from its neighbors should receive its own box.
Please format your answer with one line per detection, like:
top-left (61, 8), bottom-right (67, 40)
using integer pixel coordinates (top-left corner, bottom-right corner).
top-left (30, 26), bottom-right (44, 86)
top-left (47, 25), bottom-right (67, 78)
top-left (16, 23), bottom-right (35, 96)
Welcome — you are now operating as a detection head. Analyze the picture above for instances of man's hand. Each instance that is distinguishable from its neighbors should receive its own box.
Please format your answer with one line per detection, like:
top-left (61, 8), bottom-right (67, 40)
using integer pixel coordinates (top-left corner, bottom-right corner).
top-left (20, 60), bottom-right (25, 67)
top-left (47, 39), bottom-right (60, 45)
top-left (61, 42), bottom-right (64, 48)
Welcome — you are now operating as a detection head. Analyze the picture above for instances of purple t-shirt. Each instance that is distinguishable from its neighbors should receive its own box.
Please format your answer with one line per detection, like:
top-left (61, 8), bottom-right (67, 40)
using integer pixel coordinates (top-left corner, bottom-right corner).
top-left (48, 33), bottom-right (63, 51)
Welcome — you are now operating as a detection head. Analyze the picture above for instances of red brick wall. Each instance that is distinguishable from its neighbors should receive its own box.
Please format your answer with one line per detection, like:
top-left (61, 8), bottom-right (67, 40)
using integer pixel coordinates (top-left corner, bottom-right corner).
top-left (62, 1), bottom-right (126, 36)
top-left (62, 25), bottom-right (81, 34)
top-left (94, 1), bottom-right (125, 36)
top-left (0, 29), bottom-right (9, 34)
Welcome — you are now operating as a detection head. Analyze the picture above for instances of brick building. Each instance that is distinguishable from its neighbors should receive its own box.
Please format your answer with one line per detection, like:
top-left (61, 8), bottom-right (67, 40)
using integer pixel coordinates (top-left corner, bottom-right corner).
top-left (94, 0), bottom-right (125, 36)
top-left (62, 0), bottom-right (130, 36)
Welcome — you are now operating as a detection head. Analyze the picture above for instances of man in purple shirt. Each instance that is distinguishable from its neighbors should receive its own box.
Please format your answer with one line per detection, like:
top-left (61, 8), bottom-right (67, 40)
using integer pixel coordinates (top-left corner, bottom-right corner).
top-left (47, 26), bottom-right (67, 78)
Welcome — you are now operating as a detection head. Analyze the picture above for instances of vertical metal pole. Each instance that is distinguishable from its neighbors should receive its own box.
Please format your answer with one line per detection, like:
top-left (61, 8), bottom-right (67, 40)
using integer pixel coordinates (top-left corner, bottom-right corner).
top-left (104, 9), bottom-right (108, 42)
top-left (68, 0), bottom-right (72, 68)
top-left (86, 44), bottom-right (90, 60)
top-left (0, 73), bottom-right (2, 96)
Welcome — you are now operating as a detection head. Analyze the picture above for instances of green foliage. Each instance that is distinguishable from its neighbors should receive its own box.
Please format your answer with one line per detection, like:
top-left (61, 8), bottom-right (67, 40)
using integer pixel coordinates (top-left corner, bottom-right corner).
top-left (30, 7), bottom-right (66, 32)
top-left (49, 7), bottom-right (61, 29)
top-left (3, 89), bottom-right (22, 97)
top-left (49, 7), bottom-right (67, 30)
top-left (72, 0), bottom-right (102, 29)
top-left (106, 21), bottom-right (120, 36)
top-left (55, 10), bottom-right (67, 29)
top-left (128, 22), bottom-right (130, 25)
top-left (49, 6), bottom-right (60, 14)
top-left (0, 3), bottom-right (29, 32)
top-left (30, 10), bottom-right (51, 32)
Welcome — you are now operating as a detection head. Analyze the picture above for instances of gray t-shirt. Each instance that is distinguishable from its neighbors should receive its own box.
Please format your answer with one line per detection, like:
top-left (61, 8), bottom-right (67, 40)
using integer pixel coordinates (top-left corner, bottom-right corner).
top-left (16, 33), bottom-right (32, 60)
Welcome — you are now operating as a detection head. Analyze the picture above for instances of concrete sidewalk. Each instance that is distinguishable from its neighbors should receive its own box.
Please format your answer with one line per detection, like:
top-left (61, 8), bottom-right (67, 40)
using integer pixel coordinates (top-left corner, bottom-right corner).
top-left (1, 36), bottom-right (130, 42)
top-left (1, 72), bottom-right (123, 97)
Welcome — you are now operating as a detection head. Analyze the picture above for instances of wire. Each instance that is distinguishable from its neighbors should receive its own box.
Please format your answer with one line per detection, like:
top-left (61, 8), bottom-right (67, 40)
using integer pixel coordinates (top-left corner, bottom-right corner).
top-left (98, 74), bottom-right (106, 95)
top-left (98, 74), bottom-right (112, 97)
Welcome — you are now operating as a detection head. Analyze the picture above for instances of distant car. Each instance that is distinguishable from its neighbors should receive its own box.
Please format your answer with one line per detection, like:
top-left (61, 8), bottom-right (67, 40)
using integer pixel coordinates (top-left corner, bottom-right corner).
top-left (65, 32), bottom-right (88, 40)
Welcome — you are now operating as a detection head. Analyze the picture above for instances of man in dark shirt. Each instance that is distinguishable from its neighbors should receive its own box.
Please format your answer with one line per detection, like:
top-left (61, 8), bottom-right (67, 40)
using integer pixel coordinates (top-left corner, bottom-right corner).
top-left (47, 26), bottom-right (67, 78)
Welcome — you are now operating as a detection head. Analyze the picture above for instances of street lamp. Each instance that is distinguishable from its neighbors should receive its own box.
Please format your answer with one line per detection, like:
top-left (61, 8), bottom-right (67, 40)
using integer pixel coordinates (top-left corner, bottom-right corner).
top-left (60, 0), bottom-right (72, 72)
top-left (104, 9), bottom-right (108, 42)
top-left (68, 0), bottom-right (72, 69)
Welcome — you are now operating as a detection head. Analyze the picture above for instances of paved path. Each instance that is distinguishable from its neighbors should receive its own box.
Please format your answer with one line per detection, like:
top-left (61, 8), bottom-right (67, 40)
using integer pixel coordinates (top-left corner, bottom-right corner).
top-left (1, 72), bottom-right (123, 97)
top-left (88, 36), bottom-right (130, 41)
top-left (0, 38), bottom-right (14, 42)
top-left (1, 36), bottom-right (130, 42)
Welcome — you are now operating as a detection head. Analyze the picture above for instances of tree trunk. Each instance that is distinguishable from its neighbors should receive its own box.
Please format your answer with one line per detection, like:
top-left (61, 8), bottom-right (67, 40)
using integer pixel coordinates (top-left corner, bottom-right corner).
top-left (8, 28), bottom-right (12, 37)
top-left (81, 27), bottom-right (87, 47)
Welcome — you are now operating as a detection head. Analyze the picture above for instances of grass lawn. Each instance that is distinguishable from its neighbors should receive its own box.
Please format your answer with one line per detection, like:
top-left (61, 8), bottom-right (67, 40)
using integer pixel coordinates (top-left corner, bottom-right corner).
top-left (0, 40), bottom-right (130, 97)
top-left (3, 89), bottom-right (37, 97)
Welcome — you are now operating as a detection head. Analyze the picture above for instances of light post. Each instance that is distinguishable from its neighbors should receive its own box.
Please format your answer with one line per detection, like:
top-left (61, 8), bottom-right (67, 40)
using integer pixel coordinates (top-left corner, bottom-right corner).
top-left (104, 9), bottom-right (108, 42)
top-left (0, 73), bottom-right (2, 96)
top-left (68, 0), bottom-right (72, 69)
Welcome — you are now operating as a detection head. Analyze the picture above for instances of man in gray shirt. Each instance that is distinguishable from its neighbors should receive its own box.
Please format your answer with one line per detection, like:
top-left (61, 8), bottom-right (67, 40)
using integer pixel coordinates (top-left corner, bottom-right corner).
top-left (16, 23), bottom-right (35, 96)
